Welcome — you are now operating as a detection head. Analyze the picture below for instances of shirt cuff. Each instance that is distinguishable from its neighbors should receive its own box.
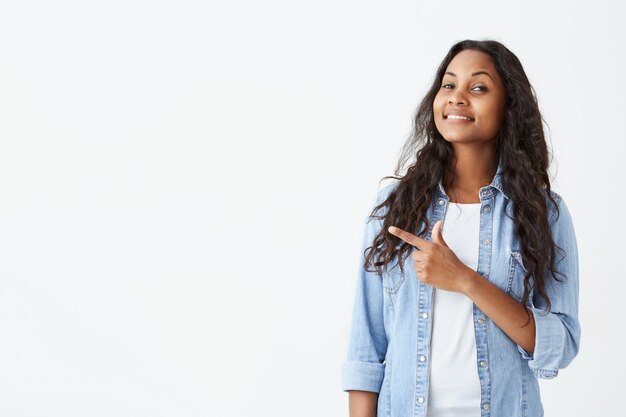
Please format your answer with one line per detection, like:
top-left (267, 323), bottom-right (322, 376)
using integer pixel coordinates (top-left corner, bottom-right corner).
top-left (341, 360), bottom-right (385, 392)
top-left (517, 304), bottom-right (563, 379)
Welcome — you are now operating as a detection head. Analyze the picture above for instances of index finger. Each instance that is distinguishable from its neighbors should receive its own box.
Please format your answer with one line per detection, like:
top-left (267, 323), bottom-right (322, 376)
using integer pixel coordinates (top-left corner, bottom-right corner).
top-left (387, 226), bottom-right (431, 250)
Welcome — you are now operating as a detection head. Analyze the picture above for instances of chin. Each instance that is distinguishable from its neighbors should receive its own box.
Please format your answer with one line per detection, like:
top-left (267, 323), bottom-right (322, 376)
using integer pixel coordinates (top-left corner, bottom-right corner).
top-left (440, 135), bottom-right (482, 144)
top-left (439, 133), bottom-right (470, 142)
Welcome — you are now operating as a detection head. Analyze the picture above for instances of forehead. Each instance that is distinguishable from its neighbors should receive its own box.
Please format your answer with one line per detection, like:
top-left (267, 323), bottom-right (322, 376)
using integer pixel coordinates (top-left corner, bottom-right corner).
top-left (445, 49), bottom-right (498, 76)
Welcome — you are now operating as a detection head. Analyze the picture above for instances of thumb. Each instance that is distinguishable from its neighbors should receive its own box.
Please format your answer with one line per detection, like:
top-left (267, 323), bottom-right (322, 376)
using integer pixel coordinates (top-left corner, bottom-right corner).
top-left (432, 220), bottom-right (449, 248)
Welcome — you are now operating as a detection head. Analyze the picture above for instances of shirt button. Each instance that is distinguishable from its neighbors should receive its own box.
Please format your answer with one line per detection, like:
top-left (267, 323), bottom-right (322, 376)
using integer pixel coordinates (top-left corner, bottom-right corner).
top-left (418, 397), bottom-right (425, 404)
top-left (438, 199), bottom-right (445, 205)
top-left (482, 403), bottom-right (490, 411)
top-left (484, 205), bottom-right (491, 212)
top-left (477, 318), bottom-right (485, 325)
top-left (480, 360), bottom-right (487, 368)
top-left (419, 355), bottom-right (426, 362)
top-left (422, 312), bottom-right (429, 319)
top-left (482, 239), bottom-right (490, 245)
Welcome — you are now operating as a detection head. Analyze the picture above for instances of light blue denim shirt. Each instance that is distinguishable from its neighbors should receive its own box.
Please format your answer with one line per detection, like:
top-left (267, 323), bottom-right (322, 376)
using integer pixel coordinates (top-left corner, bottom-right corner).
top-left (341, 161), bottom-right (581, 417)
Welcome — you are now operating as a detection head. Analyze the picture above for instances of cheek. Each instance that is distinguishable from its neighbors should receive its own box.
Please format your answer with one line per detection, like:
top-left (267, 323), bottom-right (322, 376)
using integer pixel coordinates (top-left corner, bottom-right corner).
top-left (485, 102), bottom-right (505, 130)
top-left (433, 96), bottom-right (445, 119)
top-left (433, 99), bottom-right (444, 129)
top-left (493, 96), bottom-right (506, 124)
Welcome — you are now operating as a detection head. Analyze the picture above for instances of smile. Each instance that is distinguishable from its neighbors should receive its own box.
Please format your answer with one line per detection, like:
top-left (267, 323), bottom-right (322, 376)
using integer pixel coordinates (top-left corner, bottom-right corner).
top-left (445, 115), bottom-right (473, 121)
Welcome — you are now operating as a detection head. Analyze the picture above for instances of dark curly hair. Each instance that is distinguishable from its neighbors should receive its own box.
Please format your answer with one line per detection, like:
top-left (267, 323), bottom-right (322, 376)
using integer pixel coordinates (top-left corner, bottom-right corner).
top-left (364, 39), bottom-right (565, 325)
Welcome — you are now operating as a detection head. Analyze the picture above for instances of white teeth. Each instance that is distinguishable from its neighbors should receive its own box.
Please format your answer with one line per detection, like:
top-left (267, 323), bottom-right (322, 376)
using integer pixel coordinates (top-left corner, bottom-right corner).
top-left (447, 115), bottom-right (472, 120)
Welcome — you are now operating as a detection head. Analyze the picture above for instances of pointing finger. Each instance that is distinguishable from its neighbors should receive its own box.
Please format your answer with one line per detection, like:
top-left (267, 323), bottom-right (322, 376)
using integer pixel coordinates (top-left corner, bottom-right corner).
top-left (387, 226), bottom-right (430, 250)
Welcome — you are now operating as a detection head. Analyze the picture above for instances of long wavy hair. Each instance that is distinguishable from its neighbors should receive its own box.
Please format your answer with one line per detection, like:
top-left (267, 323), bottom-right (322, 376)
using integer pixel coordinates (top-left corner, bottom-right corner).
top-left (364, 39), bottom-right (566, 323)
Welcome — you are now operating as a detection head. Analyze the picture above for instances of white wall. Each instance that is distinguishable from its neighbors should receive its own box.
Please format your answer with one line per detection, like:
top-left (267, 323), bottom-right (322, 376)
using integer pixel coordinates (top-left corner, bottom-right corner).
top-left (0, 0), bottom-right (623, 416)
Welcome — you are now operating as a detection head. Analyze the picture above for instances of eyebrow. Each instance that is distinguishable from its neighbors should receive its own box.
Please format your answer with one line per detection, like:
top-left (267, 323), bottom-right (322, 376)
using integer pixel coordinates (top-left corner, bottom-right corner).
top-left (445, 71), bottom-right (494, 81)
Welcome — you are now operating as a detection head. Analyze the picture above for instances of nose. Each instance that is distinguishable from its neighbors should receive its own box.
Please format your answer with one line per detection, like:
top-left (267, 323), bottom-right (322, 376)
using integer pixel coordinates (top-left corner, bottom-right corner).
top-left (448, 92), bottom-right (467, 105)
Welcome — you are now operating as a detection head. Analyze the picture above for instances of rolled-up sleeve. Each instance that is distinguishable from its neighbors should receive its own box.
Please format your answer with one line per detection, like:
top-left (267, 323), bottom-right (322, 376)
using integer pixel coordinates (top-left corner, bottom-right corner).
top-left (341, 195), bottom-right (388, 393)
top-left (517, 195), bottom-right (581, 379)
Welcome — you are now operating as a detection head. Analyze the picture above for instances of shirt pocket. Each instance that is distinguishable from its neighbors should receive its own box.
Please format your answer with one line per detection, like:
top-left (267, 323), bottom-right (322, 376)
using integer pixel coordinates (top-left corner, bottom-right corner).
top-left (382, 261), bottom-right (406, 294)
top-left (507, 251), bottom-right (530, 303)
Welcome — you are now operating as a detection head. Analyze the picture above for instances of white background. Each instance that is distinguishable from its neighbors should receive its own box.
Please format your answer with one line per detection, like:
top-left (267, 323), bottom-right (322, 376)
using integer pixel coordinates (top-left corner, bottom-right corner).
top-left (0, 1), bottom-right (623, 416)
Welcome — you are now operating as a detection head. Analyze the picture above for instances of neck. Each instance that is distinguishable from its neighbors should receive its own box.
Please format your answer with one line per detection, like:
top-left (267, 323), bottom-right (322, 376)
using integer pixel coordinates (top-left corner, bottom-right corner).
top-left (444, 146), bottom-right (497, 203)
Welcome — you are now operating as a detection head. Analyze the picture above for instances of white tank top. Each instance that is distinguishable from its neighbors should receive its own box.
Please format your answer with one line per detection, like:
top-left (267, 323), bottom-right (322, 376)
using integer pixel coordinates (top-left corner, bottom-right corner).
top-left (426, 202), bottom-right (482, 417)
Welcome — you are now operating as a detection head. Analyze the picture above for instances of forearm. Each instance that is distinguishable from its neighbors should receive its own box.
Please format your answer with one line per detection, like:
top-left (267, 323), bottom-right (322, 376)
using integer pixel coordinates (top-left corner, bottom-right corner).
top-left (348, 390), bottom-right (378, 417)
top-left (462, 270), bottom-right (536, 354)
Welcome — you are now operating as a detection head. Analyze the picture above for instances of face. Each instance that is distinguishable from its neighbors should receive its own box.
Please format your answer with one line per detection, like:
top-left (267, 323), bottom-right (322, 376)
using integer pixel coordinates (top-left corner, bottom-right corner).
top-left (433, 49), bottom-right (507, 144)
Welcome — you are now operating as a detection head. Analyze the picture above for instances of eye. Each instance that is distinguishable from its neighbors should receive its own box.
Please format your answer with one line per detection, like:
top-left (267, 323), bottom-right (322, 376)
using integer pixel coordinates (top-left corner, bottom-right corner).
top-left (441, 83), bottom-right (487, 92)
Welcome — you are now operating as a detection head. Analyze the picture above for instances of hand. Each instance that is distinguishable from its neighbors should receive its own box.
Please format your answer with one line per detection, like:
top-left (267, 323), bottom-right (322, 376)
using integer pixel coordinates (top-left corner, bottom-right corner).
top-left (387, 220), bottom-right (476, 294)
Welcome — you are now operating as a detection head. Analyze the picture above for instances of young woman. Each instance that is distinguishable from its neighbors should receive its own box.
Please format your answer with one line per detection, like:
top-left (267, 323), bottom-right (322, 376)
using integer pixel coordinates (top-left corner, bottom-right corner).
top-left (341, 39), bottom-right (580, 417)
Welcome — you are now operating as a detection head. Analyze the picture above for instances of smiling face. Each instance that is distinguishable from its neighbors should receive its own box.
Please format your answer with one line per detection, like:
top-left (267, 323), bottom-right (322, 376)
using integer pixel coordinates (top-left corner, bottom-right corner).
top-left (433, 49), bottom-right (507, 145)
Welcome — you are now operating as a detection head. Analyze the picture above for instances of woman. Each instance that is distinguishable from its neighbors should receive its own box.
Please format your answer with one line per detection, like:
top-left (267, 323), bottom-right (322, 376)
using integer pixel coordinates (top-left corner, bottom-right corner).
top-left (341, 39), bottom-right (580, 417)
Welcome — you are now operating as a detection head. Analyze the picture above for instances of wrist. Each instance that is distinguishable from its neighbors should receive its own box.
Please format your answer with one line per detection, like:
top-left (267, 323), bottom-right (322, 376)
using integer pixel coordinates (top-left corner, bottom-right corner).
top-left (460, 268), bottom-right (482, 296)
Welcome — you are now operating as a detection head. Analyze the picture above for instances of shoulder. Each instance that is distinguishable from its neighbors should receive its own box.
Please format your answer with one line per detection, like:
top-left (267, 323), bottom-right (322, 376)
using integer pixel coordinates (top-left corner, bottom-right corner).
top-left (546, 190), bottom-right (576, 233)
top-left (367, 181), bottom-right (400, 214)
top-left (547, 189), bottom-right (563, 222)
top-left (376, 181), bottom-right (400, 203)
top-left (361, 181), bottom-right (400, 229)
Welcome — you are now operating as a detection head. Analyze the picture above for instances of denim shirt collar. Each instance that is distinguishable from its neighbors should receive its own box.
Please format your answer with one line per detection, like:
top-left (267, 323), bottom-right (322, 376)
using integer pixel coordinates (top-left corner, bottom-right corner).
top-left (436, 158), bottom-right (509, 200)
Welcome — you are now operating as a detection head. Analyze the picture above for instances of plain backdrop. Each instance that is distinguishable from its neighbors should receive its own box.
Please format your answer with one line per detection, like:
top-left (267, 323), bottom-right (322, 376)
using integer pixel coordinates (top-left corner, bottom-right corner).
top-left (0, 1), bottom-right (624, 416)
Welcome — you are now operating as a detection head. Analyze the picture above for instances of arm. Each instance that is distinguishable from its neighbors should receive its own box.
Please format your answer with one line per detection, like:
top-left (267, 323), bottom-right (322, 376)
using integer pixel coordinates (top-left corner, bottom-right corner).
top-left (342, 192), bottom-right (389, 401)
top-left (516, 195), bottom-right (580, 378)
top-left (462, 271), bottom-right (537, 354)
top-left (464, 195), bottom-right (580, 379)
top-left (349, 391), bottom-right (378, 417)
